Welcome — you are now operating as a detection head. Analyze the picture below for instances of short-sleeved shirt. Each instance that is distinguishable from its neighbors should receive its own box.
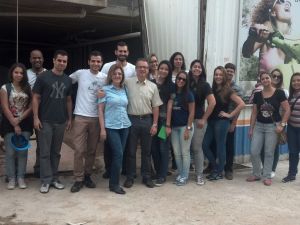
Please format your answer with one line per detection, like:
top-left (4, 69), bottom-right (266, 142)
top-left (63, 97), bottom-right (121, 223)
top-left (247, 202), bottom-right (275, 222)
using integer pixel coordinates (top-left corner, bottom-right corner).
top-left (101, 61), bottom-right (136, 79)
top-left (228, 81), bottom-right (243, 113)
top-left (189, 79), bottom-right (212, 119)
top-left (289, 93), bottom-right (300, 127)
top-left (171, 91), bottom-right (195, 127)
top-left (125, 77), bottom-right (163, 115)
top-left (33, 70), bottom-right (72, 123)
top-left (70, 69), bottom-right (107, 117)
top-left (27, 68), bottom-right (47, 89)
top-left (151, 79), bottom-right (175, 118)
top-left (253, 89), bottom-right (287, 123)
top-left (98, 85), bottom-right (131, 129)
top-left (209, 89), bottom-right (233, 120)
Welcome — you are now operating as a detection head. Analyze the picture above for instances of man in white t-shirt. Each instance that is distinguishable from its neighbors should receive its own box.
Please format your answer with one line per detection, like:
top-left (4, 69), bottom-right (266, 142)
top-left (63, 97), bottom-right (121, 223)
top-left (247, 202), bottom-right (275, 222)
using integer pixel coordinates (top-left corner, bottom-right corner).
top-left (27, 49), bottom-right (47, 178)
top-left (101, 41), bottom-right (136, 179)
top-left (69, 50), bottom-right (107, 193)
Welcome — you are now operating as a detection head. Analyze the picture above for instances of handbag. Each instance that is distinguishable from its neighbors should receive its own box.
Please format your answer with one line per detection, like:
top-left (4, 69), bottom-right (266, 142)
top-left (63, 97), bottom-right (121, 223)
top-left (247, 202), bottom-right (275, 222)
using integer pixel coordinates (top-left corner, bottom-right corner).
top-left (260, 91), bottom-right (287, 145)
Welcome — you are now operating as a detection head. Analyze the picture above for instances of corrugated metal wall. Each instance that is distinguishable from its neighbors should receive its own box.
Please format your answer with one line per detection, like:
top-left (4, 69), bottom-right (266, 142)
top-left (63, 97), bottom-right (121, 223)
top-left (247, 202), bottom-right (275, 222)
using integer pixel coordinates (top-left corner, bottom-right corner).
top-left (143, 0), bottom-right (200, 66)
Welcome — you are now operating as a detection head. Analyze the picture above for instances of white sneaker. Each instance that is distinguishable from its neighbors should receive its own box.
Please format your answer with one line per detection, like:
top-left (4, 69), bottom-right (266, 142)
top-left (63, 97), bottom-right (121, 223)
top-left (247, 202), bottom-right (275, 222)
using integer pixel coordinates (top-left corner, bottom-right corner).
top-left (270, 171), bottom-right (276, 178)
top-left (18, 178), bottom-right (27, 189)
top-left (196, 175), bottom-right (205, 185)
top-left (40, 183), bottom-right (50, 193)
top-left (7, 178), bottom-right (16, 190)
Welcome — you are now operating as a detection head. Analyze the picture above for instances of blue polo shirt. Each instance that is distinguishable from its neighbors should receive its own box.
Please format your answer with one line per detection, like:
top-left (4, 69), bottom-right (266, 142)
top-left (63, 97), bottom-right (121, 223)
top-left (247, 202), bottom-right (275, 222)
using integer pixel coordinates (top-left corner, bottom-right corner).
top-left (98, 85), bottom-right (131, 129)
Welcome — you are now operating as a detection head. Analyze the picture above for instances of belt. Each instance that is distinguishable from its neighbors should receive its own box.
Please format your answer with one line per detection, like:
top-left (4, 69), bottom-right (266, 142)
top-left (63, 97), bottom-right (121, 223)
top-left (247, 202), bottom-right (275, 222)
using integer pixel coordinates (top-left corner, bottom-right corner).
top-left (129, 114), bottom-right (152, 119)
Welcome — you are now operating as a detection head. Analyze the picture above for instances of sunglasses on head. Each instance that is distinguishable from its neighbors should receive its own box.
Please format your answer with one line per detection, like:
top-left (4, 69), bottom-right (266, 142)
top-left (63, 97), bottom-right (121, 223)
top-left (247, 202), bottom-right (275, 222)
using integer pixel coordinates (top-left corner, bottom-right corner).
top-left (176, 77), bottom-right (186, 82)
top-left (272, 0), bottom-right (291, 8)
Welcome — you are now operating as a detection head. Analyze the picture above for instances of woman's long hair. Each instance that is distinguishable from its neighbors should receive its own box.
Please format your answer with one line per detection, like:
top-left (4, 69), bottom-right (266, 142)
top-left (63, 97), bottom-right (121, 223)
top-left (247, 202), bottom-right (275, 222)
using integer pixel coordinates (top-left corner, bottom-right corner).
top-left (106, 64), bottom-right (125, 88)
top-left (175, 71), bottom-right (190, 109)
top-left (188, 59), bottom-right (207, 82)
top-left (288, 72), bottom-right (300, 101)
top-left (169, 52), bottom-right (186, 71)
top-left (212, 66), bottom-right (231, 103)
top-left (157, 60), bottom-right (172, 85)
top-left (271, 68), bottom-right (284, 89)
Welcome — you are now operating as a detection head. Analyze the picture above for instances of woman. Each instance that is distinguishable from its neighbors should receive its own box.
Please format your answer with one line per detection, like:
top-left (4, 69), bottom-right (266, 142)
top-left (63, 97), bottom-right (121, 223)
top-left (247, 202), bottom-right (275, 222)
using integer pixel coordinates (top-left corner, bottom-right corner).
top-left (150, 60), bottom-right (174, 186)
top-left (247, 71), bottom-right (290, 186)
top-left (148, 53), bottom-right (159, 80)
top-left (282, 72), bottom-right (300, 183)
top-left (98, 64), bottom-right (131, 194)
top-left (188, 60), bottom-right (216, 185)
top-left (202, 66), bottom-right (245, 181)
top-left (166, 71), bottom-right (195, 186)
top-left (0, 63), bottom-right (33, 190)
top-left (169, 52), bottom-right (186, 83)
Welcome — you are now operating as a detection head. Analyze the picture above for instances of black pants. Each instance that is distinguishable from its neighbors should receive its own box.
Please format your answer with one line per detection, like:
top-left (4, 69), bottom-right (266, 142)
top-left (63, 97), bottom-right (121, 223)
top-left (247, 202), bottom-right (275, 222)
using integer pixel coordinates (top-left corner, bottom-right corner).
top-left (224, 130), bottom-right (235, 172)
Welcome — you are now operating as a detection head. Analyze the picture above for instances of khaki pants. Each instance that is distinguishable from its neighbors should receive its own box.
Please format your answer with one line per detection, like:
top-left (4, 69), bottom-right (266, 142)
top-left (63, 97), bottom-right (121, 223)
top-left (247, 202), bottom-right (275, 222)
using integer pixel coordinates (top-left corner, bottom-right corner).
top-left (72, 115), bottom-right (99, 181)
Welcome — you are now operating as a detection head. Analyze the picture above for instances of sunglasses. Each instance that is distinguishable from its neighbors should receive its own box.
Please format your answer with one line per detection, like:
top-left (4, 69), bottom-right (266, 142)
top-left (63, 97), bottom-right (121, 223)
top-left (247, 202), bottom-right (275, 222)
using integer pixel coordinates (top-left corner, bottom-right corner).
top-left (176, 77), bottom-right (186, 82)
top-left (272, 75), bottom-right (282, 79)
top-left (272, 0), bottom-right (291, 8)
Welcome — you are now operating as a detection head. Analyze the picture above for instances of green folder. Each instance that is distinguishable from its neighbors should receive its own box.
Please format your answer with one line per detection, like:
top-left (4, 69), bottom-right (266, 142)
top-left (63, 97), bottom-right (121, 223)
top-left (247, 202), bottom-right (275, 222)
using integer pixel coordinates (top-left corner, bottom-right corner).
top-left (158, 125), bottom-right (167, 140)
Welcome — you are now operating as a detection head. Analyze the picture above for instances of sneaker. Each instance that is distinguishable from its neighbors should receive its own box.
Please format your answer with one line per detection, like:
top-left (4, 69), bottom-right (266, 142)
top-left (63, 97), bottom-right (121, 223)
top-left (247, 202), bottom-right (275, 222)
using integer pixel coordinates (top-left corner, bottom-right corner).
top-left (270, 171), bottom-right (276, 178)
top-left (123, 179), bottom-right (134, 188)
top-left (176, 177), bottom-right (187, 186)
top-left (225, 171), bottom-right (233, 180)
top-left (40, 183), bottom-right (50, 193)
top-left (173, 175), bottom-right (181, 184)
top-left (207, 173), bottom-right (223, 181)
top-left (51, 180), bottom-right (65, 190)
top-left (246, 175), bottom-right (261, 182)
top-left (71, 181), bottom-right (83, 193)
top-left (282, 175), bottom-right (296, 183)
top-left (84, 175), bottom-right (96, 188)
top-left (17, 178), bottom-right (27, 189)
top-left (7, 178), bottom-right (16, 190)
top-left (142, 178), bottom-right (155, 188)
top-left (196, 175), bottom-right (205, 185)
top-left (263, 179), bottom-right (272, 186)
top-left (155, 178), bottom-right (166, 187)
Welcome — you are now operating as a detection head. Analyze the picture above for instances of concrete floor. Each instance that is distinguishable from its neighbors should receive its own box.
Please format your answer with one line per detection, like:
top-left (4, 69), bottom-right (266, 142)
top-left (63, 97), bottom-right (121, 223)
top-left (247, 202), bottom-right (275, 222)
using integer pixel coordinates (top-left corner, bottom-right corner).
top-left (0, 140), bottom-right (300, 225)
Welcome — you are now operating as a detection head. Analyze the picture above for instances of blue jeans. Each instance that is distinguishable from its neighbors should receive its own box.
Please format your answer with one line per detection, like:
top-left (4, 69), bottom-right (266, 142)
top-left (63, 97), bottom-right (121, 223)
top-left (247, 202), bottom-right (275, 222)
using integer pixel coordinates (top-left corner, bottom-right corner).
top-left (287, 124), bottom-right (300, 177)
top-left (5, 131), bottom-right (31, 179)
top-left (171, 126), bottom-right (194, 179)
top-left (202, 120), bottom-right (230, 174)
top-left (106, 128), bottom-right (129, 188)
top-left (250, 122), bottom-right (277, 179)
top-left (38, 122), bottom-right (66, 184)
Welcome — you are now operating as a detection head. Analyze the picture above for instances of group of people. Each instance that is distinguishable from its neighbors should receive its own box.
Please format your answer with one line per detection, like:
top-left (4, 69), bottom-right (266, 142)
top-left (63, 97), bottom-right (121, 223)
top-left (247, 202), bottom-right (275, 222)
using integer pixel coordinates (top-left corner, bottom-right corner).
top-left (1, 41), bottom-right (300, 195)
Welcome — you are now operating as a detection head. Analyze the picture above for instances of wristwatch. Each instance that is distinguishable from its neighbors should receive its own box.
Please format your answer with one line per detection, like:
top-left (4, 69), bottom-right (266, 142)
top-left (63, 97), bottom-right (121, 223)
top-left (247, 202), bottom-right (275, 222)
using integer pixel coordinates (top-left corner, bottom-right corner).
top-left (186, 126), bottom-right (192, 130)
top-left (280, 122), bottom-right (286, 127)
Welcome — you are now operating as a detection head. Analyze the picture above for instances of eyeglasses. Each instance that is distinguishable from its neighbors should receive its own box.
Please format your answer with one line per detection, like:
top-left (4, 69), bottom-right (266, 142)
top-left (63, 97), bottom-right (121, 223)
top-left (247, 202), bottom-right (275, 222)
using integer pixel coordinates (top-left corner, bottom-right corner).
top-left (136, 66), bottom-right (149, 70)
top-left (176, 77), bottom-right (186, 82)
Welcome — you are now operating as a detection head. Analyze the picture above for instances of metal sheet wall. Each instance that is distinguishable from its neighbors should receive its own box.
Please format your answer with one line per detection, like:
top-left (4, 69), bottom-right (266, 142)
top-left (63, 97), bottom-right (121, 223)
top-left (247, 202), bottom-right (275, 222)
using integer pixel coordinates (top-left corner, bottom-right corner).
top-left (143, 0), bottom-right (200, 66)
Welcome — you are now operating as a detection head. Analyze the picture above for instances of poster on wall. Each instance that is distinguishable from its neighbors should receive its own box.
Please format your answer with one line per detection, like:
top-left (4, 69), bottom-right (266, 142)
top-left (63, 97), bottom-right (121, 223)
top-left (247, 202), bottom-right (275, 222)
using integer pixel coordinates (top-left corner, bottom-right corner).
top-left (239, 0), bottom-right (300, 100)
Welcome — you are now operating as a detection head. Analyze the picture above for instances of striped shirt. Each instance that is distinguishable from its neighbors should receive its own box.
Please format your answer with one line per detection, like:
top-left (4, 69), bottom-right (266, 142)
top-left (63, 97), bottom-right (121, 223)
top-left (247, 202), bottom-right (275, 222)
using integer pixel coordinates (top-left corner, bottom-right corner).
top-left (288, 94), bottom-right (300, 127)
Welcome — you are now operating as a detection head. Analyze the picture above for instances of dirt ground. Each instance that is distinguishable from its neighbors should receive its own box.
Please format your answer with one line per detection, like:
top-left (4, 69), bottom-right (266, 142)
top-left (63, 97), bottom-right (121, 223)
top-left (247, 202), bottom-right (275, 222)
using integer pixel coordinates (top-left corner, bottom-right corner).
top-left (1, 141), bottom-right (300, 225)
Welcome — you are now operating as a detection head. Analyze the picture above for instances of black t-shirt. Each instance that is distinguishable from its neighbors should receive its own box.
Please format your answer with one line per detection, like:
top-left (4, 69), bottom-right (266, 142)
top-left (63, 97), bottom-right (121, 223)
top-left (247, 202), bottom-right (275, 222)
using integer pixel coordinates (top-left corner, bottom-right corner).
top-left (253, 89), bottom-right (287, 123)
top-left (33, 70), bottom-right (72, 123)
top-left (190, 79), bottom-right (212, 119)
top-left (209, 89), bottom-right (233, 120)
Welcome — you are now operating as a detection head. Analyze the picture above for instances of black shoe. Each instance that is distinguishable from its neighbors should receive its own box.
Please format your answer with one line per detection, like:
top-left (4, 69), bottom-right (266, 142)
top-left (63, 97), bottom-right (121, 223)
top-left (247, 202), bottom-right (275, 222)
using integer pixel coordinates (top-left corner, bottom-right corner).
top-left (206, 173), bottom-right (223, 181)
top-left (142, 178), bottom-right (155, 188)
top-left (110, 186), bottom-right (126, 195)
top-left (84, 175), bottom-right (96, 188)
top-left (225, 171), bottom-right (233, 180)
top-left (123, 179), bottom-right (134, 188)
top-left (282, 175), bottom-right (296, 183)
top-left (102, 171), bottom-right (110, 179)
top-left (203, 166), bottom-right (212, 174)
top-left (71, 181), bottom-right (83, 193)
top-left (155, 178), bottom-right (166, 187)
top-left (190, 164), bottom-right (195, 171)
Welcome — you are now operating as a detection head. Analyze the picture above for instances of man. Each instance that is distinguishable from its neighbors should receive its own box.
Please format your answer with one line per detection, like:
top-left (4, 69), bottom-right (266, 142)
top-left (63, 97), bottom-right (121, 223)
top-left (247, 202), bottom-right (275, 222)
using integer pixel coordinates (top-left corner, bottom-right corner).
top-left (123, 58), bottom-right (162, 188)
top-left (69, 51), bottom-right (107, 193)
top-left (32, 50), bottom-right (72, 193)
top-left (224, 63), bottom-right (243, 180)
top-left (101, 41), bottom-right (135, 178)
top-left (27, 49), bottom-right (47, 177)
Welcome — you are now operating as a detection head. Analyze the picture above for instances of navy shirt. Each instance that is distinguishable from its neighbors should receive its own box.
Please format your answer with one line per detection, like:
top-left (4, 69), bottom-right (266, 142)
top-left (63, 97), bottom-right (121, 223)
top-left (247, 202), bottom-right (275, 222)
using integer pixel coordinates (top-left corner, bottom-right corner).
top-left (171, 91), bottom-right (194, 127)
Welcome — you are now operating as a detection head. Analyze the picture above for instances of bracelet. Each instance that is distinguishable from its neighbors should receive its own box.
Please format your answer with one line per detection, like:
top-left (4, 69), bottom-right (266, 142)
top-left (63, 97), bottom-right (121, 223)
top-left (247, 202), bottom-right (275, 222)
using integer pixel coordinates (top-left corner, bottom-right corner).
top-left (152, 124), bottom-right (158, 128)
top-left (165, 125), bottom-right (171, 128)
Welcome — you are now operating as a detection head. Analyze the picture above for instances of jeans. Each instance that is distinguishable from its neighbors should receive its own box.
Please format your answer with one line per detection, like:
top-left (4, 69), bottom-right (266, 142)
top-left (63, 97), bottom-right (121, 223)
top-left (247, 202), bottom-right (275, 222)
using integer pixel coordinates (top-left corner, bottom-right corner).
top-left (5, 131), bottom-right (31, 179)
top-left (191, 119), bottom-right (206, 176)
top-left (106, 128), bottom-right (129, 188)
top-left (287, 124), bottom-right (300, 177)
top-left (250, 122), bottom-right (277, 179)
top-left (33, 128), bottom-right (40, 174)
top-left (127, 116), bottom-right (153, 180)
top-left (171, 126), bottom-right (194, 179)
top-left (202, 119), bottom-right (230, 174)
top-left (151, 121), bottom-right (170, 179)
top-left (38, 122), bottom-right (66, 184)
top-left (72, 115), bottom-right (99, 181)
top-left (261, 144), bottom-right (279, 172)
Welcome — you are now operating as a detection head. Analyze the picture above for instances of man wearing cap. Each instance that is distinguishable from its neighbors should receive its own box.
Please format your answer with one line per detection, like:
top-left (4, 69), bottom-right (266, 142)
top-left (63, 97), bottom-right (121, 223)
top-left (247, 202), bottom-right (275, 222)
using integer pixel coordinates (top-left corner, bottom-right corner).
top-left (32, 49), bottom-right (72, 193)
top-left (27, 49), bottom-right (47, 177)
top-left (123, 58), bottom-right (162, 188)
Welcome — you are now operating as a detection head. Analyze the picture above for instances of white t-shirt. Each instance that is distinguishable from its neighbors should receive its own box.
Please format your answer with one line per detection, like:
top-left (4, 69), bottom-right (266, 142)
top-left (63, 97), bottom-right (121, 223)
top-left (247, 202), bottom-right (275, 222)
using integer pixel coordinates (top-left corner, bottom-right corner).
top-left (27, 68), bottom-right (47, 89)
top-left (101, 61), bottom-right (136, 79)
top-left (70, 69), bottom-right (107, 117)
